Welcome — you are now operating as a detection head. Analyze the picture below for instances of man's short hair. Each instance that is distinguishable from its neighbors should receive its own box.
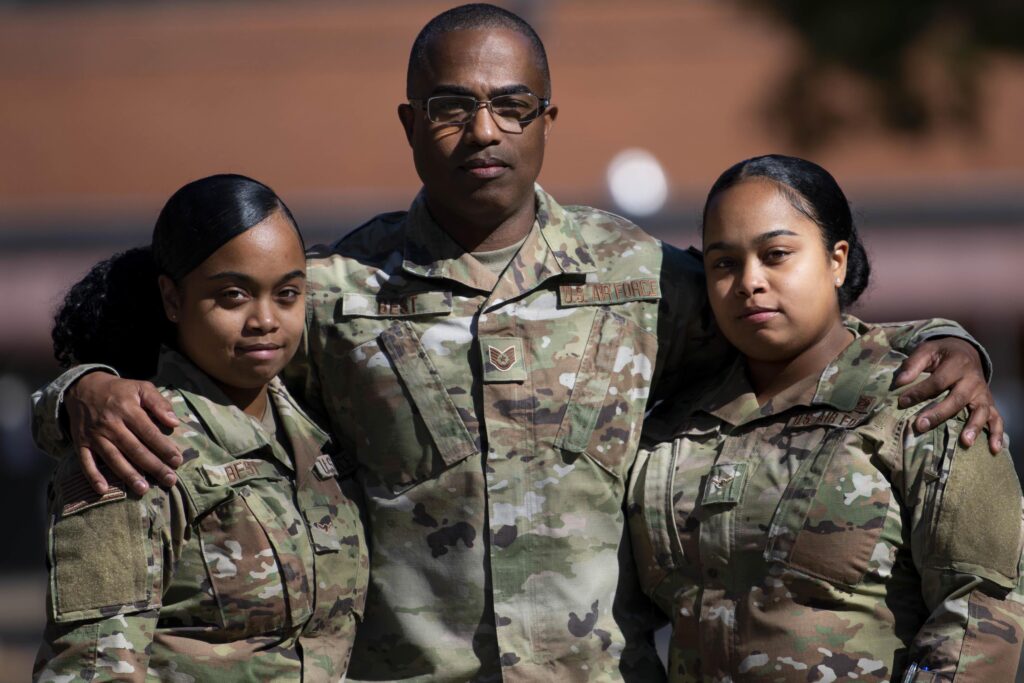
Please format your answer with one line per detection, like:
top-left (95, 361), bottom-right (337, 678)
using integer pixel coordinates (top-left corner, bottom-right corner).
top-left (406, 3), bottom-right (551, 98)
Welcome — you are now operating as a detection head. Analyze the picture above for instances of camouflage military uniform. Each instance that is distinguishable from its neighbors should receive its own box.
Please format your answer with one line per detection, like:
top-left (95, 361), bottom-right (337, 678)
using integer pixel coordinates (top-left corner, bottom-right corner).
top-left (281, 187), bottom-right (983, 682)
top-left (31, 188), bottom-right (986, 683)
top-left (34, 349), bottom-right (369, 682)
top-left (280, 186), bottom-right (718, 683)
top-left (628, 317), bottom-right (1024, 682)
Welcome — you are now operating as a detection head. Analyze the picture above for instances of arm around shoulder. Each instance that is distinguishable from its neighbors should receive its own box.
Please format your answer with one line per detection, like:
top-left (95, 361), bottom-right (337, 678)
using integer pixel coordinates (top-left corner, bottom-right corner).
top-left (32, 364), bottom-right (119, 458)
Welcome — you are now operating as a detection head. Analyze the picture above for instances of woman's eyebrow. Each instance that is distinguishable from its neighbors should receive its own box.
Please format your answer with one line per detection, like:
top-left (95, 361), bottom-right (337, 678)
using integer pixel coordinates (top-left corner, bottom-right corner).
top-left (276, 270), bottom-right (306, 285)
top-left (207, 271), bottom-right (254, 282)
top-left (206, 270), bottom-right (306, 284)
top-left (705, 229), bottom-right (799, 254)
top-left (754, 229), bottom-right (798, 244)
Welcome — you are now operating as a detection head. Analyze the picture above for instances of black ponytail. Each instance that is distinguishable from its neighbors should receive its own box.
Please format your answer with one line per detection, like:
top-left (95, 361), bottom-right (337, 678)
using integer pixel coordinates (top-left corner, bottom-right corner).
top-left (52, 247), bottom-right (169, 379)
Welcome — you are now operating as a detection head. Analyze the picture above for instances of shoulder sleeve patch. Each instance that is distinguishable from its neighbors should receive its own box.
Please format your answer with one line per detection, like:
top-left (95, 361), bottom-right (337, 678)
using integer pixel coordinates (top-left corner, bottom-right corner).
top-left (59, 461), bottom-right (127, 516)
top-left (50, 489), bottom-right (157, 622)
top-left (930, 433), bottom-right (1023, 589)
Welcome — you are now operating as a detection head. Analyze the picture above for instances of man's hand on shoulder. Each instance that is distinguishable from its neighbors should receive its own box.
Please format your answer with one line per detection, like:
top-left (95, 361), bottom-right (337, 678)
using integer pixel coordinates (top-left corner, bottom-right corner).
top-left (67, 372), bottom-right (183, 495)
top-left (894, 337), bottom-right (1005, 454)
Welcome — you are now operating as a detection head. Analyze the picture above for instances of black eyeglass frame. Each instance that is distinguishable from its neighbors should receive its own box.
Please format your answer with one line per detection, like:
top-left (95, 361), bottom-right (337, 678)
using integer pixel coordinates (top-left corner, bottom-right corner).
top-left (408, 93), bottom-right (551, 131)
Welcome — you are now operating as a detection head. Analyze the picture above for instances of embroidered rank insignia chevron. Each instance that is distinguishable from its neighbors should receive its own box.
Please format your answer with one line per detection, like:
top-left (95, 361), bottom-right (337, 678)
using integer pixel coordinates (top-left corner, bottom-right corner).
top-left (488, 345), bottom-right (517, 372)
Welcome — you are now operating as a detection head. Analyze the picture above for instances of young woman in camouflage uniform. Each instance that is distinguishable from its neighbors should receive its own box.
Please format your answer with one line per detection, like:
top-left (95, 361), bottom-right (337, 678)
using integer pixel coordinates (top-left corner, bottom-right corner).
top-left (628, 155), bottom-right (1024, 682)
top-left (34, 175), bottom-right (367, 681)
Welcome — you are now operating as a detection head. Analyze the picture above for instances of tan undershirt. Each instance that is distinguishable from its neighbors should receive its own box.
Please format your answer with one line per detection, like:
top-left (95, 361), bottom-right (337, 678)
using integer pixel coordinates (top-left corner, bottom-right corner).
top-left (472, 233), bottom-right (529, 276)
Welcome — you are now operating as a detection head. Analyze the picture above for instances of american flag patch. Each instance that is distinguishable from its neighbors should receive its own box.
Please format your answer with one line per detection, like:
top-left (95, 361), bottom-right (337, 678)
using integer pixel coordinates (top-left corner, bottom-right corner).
top-left (60, 461), bottom-right (127, 516)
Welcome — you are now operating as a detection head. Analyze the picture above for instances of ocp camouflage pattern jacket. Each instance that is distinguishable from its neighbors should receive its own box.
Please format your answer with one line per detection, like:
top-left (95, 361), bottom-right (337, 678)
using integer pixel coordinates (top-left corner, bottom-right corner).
top-left (629, 318), bottom-right (1024, 682)
top-left (34, 349), bottom-right (368, 682)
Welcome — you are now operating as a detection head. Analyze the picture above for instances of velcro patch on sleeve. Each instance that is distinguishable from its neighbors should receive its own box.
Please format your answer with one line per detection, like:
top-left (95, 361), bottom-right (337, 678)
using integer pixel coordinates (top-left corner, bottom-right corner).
top-left (558, 279), bottom-right (661, 307)
top-left (931, 436), bottom-right (1023, 588)
top-left (60, 462), bottom-right (127, 517)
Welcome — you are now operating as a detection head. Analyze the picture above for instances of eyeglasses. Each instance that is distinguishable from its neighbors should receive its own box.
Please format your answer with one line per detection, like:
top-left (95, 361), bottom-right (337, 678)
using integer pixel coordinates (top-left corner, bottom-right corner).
top-left (409, 93), bottom-right (550, 133)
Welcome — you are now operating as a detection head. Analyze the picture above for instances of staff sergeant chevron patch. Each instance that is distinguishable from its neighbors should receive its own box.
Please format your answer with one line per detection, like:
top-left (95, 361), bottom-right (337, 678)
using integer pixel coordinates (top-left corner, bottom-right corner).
top-left (479, 337), bottom-right (527, 383)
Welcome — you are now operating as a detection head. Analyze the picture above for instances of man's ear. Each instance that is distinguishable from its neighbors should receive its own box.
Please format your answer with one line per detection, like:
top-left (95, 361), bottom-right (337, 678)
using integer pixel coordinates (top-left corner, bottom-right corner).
top-left (542, 104), bottom-right (558, 143)
top-left (398, 103), bottom-right (416, 147)
top-left (157, 275), bottom-right (181, 324)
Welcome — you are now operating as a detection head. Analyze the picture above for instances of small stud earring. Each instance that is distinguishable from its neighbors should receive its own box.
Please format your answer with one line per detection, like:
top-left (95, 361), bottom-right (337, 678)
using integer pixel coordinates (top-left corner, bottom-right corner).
top-left (835, 278), bottom-right (841, 286)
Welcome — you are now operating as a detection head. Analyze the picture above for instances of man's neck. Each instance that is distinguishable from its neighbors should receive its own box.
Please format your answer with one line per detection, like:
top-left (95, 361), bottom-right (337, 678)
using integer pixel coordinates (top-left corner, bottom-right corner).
top-left (425, 194), bottom-right (537, 253)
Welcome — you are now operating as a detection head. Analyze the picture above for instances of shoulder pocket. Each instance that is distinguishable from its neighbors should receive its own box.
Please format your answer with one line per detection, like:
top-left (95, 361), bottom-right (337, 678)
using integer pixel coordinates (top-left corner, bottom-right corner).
top-left (928, 424), bottom-right (1023, 589)
top-left (49, 464), bottom-right (159, 622)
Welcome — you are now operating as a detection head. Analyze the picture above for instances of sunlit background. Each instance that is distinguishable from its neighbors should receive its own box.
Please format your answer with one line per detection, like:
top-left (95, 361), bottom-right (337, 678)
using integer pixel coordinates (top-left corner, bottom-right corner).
top-left (2, 0), bottom-right (1022, 677)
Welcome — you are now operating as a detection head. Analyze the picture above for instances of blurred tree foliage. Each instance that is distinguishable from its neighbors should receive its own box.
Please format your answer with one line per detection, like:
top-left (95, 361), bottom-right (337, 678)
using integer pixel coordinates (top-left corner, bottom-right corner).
top-left (739, 0), bottom-right (1024, 148)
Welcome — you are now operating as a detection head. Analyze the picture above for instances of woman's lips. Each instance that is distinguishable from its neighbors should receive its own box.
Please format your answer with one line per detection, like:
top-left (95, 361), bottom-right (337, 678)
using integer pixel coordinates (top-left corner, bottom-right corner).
top-left (739, 308), bottom-right (779, 324)
top-left (237, 343), bottom-right (283, 361)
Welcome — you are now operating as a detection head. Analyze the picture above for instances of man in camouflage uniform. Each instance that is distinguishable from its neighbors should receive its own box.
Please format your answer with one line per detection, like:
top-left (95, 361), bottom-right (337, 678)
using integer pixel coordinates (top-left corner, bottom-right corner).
top-left (34, 5), bottom-right (1000, 682)
top-left (35, 348), bottom-right (368, 682)
top-left (628, 318), bottom-right (1024, 681)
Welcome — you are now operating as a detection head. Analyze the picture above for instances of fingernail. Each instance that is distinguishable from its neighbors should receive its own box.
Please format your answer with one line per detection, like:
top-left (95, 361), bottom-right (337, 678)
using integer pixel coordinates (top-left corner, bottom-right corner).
top-left (170, 454), bottom-right (183, 467)
top-left (132, 479), bottom-right (149, 494)
top-left (162, 472), bottom-right (177, 487)
top-left (165, 411), bottom-right (178, 422)
top-left (898, 396), bottom-right (909, 407)
top-left (92, 480), bottom-right (108, 494)
top-left (918, 417), bottom-right (931, 431)
top-left (964, 429), bottom-right (976, 443)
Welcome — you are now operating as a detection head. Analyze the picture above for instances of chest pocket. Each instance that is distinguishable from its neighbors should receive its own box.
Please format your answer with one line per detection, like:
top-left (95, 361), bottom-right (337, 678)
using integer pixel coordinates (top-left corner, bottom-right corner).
top-left (554, 308), bottom-right (658, 479)
top-left (182, 456), bottom-right (314, 639)
top-left (764, 421), bottom-right (892, 587)
top-left (337, 319), bottom-right (479, 494)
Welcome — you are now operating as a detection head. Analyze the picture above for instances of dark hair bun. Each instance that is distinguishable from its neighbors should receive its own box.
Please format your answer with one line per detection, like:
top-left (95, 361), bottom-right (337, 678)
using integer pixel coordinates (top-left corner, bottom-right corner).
top-left (702, 154), bottom-right (871, 309)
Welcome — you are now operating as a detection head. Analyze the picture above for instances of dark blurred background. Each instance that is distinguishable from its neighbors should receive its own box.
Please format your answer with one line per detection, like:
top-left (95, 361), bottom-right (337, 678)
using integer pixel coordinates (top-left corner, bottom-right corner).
top-left (2, 1), bottom-right (1022, 678)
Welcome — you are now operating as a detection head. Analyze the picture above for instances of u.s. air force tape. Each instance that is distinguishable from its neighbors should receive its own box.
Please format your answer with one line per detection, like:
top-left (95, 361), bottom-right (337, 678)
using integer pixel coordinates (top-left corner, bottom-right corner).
top-left (558, 279), bottom-right (661, 307)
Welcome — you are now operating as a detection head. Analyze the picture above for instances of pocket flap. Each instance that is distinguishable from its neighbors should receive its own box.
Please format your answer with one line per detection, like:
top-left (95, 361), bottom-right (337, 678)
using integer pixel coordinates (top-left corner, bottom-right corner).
top-left (178, 453), bottom-right (284, 517)
top-left (379, 321), bottom-right (479, 467)
top-left (553, 309), bottom-right (621, 454)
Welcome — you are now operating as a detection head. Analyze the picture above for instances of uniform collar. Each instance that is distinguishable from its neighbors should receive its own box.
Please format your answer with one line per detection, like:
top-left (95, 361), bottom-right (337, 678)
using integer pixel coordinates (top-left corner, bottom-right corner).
top-left (699, 316), bottom-right (896, 427)
top-left (401, 185), bottom-right (597, 295)
top-left (154, 348), bottom-right (313, 472)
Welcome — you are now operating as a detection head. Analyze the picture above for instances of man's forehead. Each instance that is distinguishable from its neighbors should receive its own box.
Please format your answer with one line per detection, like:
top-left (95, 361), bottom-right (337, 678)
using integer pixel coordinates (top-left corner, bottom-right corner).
top-left (413, 28), bottom-right (543, 93)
